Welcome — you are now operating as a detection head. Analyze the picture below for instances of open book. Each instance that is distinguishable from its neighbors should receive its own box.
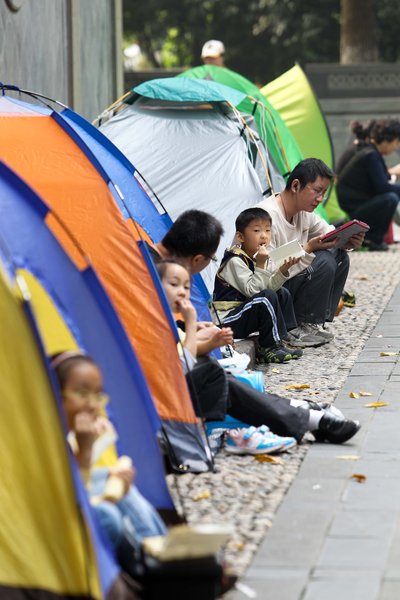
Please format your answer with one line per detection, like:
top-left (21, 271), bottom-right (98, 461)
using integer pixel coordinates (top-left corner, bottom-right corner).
top-left (142, 523), bottom-right (234, 561)
top-left (268, 239), bottom-right (305, 268)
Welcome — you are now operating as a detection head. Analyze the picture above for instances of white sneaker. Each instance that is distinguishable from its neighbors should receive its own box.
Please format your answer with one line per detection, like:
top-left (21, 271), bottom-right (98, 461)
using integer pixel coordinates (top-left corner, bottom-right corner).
top-left (225, 427), bottom-right (286, 455)
top-left (257, 425), bottom-right (297, 451)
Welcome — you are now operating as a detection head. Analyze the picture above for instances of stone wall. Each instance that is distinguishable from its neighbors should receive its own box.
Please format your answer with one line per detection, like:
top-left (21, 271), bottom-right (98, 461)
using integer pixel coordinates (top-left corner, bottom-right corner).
top-left (305, 63), bottom-right (400, 168)
top-left (0, 0), bottom-right (122, 121)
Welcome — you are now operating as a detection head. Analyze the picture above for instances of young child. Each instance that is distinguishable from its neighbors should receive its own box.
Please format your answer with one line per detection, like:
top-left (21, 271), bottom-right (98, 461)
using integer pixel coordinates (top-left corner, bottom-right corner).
top-left (52, 351), bottom-right (239, 598)
top-left (156, 259), bottom-right (361, 451)
top-left (213, 207), bottom-right (303, 364)
top-left (51, 351), bottom-right (167, 554)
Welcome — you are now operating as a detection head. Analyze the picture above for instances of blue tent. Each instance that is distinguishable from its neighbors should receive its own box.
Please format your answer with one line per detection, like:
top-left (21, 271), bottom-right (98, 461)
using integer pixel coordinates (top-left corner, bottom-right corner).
top-left (0, 244), bottom-right (119, 599)
top-left (0, 159), bottom-right (175, 512)
top-left (61, 105), bottom-right (214, 322)
top-left (0, 89), bottom-right (212, 474)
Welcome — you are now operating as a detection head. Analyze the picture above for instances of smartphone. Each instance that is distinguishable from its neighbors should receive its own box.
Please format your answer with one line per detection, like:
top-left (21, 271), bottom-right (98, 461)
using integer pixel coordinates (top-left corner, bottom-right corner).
top-left (320, 219), bottom-right (370, 248)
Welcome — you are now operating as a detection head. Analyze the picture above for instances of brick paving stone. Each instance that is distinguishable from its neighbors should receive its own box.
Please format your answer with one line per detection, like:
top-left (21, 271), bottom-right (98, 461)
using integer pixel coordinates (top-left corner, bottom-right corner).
top-left (166, 245), bottom-right (400, 598)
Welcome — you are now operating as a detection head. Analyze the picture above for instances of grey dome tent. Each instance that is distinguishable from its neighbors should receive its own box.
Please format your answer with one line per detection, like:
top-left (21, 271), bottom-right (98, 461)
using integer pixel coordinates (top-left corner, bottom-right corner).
top-left (98, 77), bottom-right (284, 292)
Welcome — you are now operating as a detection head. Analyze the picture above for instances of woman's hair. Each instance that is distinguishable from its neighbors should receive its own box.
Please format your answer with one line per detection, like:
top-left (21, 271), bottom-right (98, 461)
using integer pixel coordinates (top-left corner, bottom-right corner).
top-left (156, 259), bottom-right (190, 280)
top-left (350, 119), bottom-right (376, 142)
top-left (370, 119), bottom-right (400, 144)
top-left (50, 351), bottom-right (96, 389)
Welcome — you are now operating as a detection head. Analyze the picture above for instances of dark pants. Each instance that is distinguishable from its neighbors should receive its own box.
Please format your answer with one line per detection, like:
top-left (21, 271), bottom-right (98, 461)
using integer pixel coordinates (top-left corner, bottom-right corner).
top-left (284, 249), bottom-right (349, 325)
top-left (186, 358), bottom-right (310, 442)
top-left (221, 288), bottom-right (297, 349)
top-left (349, 192), bottom-right (399, 244)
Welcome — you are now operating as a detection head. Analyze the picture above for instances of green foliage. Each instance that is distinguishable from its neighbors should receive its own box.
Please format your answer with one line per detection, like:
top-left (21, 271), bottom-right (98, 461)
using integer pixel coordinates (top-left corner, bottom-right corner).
top-left (123, 0), bottom-right (400, 83)
top-left (374, 0), bottom-right (400, 61)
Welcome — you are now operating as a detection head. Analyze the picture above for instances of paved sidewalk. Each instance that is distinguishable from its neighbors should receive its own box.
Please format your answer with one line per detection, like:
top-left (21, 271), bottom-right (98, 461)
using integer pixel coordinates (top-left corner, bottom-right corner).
top-left (231, 282), bottom-right (400, 600)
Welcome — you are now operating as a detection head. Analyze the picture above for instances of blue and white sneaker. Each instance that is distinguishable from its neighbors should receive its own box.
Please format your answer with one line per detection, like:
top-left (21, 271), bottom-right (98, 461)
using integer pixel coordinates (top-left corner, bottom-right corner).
top-left (225, 426), bottom-right (285, 455)
top-left (257, 425), bottom-right (297, 452)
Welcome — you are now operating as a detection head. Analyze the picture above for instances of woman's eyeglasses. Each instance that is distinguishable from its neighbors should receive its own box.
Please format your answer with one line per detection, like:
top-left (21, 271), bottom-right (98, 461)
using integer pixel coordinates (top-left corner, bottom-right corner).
top-left (63, 389), bottom-right (109, 407)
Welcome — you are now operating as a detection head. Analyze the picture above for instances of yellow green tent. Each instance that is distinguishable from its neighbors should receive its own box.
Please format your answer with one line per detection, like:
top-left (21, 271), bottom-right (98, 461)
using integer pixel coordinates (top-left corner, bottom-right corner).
top-left (261, 64), bottom-right (347, 224)
top-left (0, 262), bottom-right (103, 599)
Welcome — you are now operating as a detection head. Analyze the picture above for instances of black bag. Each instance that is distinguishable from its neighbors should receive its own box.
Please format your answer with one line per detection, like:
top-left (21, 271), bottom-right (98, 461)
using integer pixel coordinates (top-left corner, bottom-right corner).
top-left (139, 553), bottom-right (224, 600)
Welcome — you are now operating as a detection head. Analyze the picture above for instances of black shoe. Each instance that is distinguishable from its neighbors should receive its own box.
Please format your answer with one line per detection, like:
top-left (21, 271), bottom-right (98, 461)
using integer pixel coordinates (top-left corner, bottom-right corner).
top-left (314, 413), bottom-right (361, 444)
top-left (362, 239), bottom-right (389, 252)
top-left (256, 344), bottom-right (292, 364)
top-left (218, 573), bottom-right (238, 596)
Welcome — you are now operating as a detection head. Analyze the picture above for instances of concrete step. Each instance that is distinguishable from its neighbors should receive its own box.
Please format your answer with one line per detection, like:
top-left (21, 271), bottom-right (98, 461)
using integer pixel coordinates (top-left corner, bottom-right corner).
top-left (233, 337), bottom-right (258, 370)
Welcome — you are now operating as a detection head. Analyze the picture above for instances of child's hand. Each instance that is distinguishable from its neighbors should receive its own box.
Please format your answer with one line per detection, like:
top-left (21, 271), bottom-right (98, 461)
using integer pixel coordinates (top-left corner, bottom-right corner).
top-left (197, 324), bottom-right (220, 341)
top-left (177, 298), bottom-right (197, 324)
top-left (93, 416), bottom-right (113, 437)
top-left (205, 327), bottom-right (234, 351)
top-left (109, 461), bottom-right (135, 494)
top-left (253, 244), bottom-right (269, 268)
top-left (74, 412), bottom-right (98, 454)
top-left (215, 327), bottom-right (234, 348)
top-left (279, 256), bottom-right (300, 276)
top-left (197, 321), bottom-right (215, 331)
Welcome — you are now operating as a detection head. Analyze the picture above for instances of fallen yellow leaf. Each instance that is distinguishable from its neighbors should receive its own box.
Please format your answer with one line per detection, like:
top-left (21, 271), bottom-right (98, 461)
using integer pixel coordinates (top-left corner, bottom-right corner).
top-left (380, 352), bottom-right (398, 357)
top-left (192, 490), bottom-right (210, 501)
top-left (254, 454), bottom-right (283, 465)
top-left (365, 401), bottom-right (388, 408)
top-left (271, 368), bottom-right (280, 374)
top-left (350, 473), bottom-right (367, 483)
top-left (336, 455), bottom-right (360, 461)
top-left (359, 392), bottom-right (372, 397)
top-left (284, 383), bottom-right (311, 390)
top-left (227, 541), bottom-right (245, 551)
top-left (349, 392), bottom-right (360, 398)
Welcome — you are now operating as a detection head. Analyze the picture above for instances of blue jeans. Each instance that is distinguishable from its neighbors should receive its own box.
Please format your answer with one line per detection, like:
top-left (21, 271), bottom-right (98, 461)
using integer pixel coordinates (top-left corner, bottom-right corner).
top-left (90, 468), bottom-right (167, 550)
top-left (93, 501), bottom-right (125, 549)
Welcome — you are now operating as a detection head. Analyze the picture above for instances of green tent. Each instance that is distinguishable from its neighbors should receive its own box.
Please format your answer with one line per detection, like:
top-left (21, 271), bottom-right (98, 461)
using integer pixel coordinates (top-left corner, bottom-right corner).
top-left (135, 75), bottom-right (246, 106)
top-left (261, 64), bottom-right (347, 224)
top-left (179, 65), bottom-right (303, 182)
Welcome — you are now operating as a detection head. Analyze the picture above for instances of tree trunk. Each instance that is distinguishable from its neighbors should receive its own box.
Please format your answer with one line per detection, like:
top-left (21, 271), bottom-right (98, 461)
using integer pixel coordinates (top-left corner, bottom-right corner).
top-left (340, 0), bottom-right (379, 63)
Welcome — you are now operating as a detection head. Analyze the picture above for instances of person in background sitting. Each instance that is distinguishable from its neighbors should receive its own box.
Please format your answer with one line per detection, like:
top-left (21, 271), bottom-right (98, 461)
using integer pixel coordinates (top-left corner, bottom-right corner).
top-left (336, 119), bottom-right (400, 251)
top-left (335, 119), bottom-right (376, 177)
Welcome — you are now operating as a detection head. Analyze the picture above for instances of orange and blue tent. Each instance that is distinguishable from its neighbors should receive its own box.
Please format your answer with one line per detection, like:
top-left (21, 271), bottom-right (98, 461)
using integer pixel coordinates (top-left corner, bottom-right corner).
top-left (0, 89), bottom-right (210, 473)
top-left (59, 96), bottom-right (213, 323)
top-left (0, 243), bottom-right (121, 599)
top-left (0, 158), bottom-right (176, 512)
